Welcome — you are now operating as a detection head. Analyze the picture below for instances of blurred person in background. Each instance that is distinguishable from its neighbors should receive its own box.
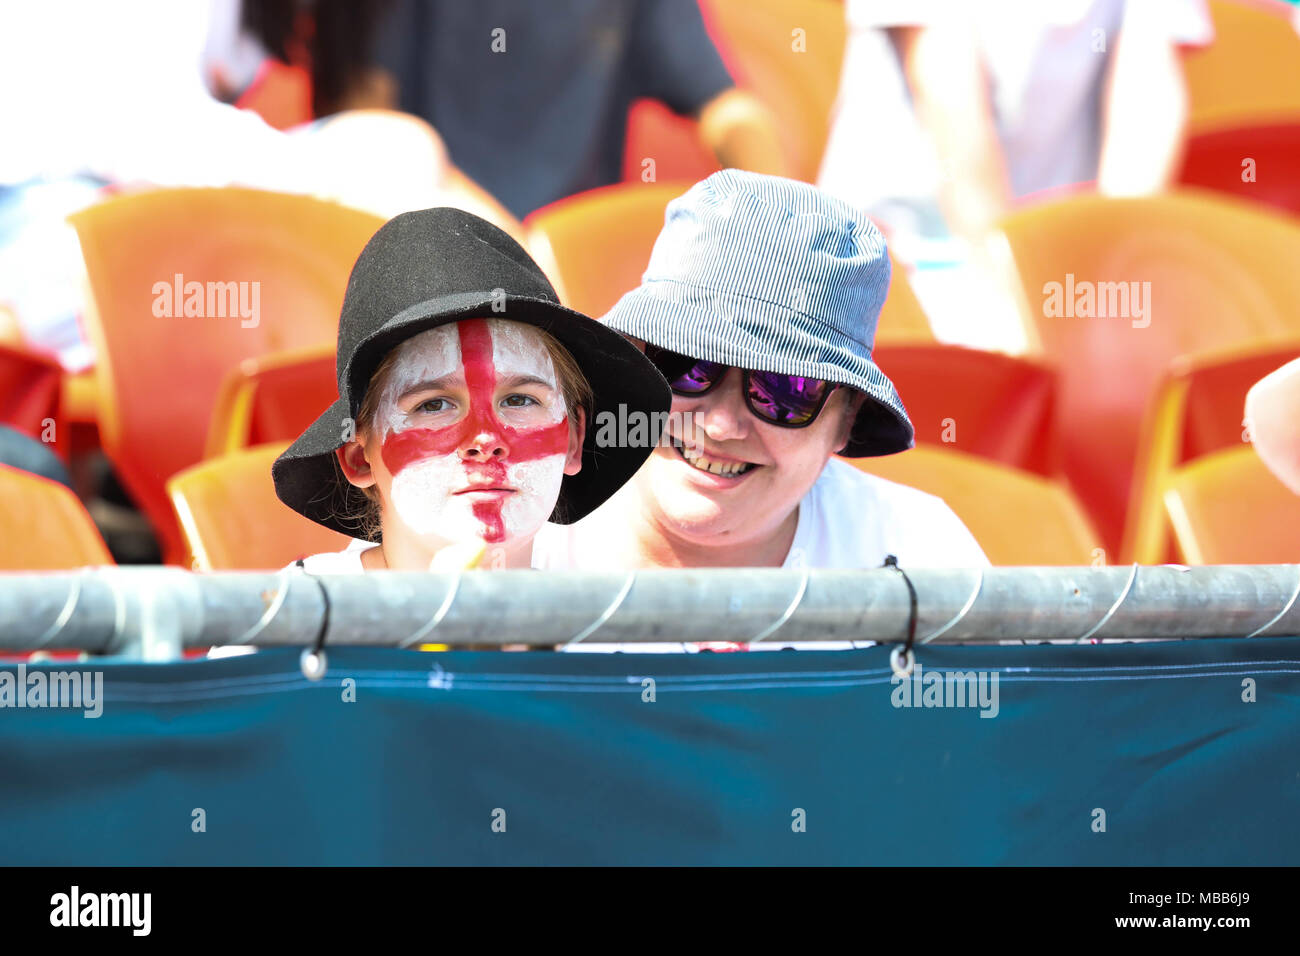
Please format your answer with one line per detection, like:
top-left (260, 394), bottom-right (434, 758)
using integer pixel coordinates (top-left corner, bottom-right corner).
top-left (817, 0), bottom-right (1212, 351)
top-left (1246, 357), bottom-right (1300, 495)
top-left (533, 171), bottom-right (989, 574)
top-left (0, 0), bottom-right (521, 372)
top-left (373, 0), bottom-right (789, 218)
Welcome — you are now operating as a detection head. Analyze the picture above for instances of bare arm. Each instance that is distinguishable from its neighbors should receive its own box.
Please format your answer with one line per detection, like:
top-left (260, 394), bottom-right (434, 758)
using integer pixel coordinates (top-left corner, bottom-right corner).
top-left (891, 25), bottom-right (1012, 244)
top-left (696, 87), bottom-right (791, 178)
top-left (1246, 358), bottom-right (1300, 494)
top-left (1097, 2), bottom-right (1190, 195)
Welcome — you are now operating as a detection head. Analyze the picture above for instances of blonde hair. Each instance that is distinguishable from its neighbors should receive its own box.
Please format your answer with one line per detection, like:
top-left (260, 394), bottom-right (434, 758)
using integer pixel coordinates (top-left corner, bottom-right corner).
top-left (343, 323), bottom-right (593, 539)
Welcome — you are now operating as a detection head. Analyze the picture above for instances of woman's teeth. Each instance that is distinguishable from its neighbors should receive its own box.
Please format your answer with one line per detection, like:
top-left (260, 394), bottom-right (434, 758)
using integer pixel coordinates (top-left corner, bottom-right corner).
top-left (678, 441), bottom-right (754, 477)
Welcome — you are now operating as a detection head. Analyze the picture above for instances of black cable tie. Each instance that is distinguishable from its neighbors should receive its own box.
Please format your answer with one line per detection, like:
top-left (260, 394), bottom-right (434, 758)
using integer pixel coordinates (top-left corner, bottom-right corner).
top-left (883, 554), bottom-right (918, 667)
top-left (296, 558), bottom-right (331, 680)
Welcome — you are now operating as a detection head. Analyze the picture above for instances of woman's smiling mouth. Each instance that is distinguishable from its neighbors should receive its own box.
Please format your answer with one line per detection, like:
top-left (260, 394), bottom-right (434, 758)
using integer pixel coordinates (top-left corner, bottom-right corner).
top-left (669, 435), bottom-right (758, 479)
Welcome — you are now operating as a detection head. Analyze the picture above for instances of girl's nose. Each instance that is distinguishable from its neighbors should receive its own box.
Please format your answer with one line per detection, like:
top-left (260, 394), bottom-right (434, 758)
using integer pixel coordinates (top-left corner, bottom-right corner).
top-left (459, 431), bottom-right (508, 460)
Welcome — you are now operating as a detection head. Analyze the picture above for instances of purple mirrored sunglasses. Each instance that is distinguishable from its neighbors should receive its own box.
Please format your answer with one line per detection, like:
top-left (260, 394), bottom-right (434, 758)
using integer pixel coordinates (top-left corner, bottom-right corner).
top-left (644, 344), bottom-right (841, 428)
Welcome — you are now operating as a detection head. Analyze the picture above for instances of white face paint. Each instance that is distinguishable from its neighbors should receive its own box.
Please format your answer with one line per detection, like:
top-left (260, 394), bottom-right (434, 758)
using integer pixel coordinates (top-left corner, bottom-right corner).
top-left (375, 319), bottom-right (570, 548)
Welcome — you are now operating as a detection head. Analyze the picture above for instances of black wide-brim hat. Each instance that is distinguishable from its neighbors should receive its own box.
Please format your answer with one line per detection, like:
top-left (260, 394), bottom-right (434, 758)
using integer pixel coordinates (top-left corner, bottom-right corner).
top-left (272, 207), bottom-right (671, 540)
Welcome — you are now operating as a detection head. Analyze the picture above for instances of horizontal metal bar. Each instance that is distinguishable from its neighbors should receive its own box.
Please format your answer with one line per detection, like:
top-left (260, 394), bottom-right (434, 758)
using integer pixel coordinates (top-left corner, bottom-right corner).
top-left (0, 565), bottom-right (1297, 655)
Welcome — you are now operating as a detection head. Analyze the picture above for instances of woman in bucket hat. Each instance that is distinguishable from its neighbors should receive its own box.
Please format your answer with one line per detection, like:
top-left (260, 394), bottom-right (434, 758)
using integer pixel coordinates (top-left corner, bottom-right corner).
top-left (271, 205), bottom-right (671, 572)
top-left (533, 170), bottom-right (988, 576)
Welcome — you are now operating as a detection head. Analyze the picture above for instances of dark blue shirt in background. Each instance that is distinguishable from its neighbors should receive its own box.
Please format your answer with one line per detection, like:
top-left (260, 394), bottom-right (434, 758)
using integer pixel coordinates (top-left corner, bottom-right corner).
top-left (376, 0), bottom-right (735, 218)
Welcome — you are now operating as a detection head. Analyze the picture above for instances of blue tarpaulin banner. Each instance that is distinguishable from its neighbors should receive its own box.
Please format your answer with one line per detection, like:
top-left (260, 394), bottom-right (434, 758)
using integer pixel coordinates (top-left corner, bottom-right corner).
top-left (1, 637), bottom-right (1297, 865)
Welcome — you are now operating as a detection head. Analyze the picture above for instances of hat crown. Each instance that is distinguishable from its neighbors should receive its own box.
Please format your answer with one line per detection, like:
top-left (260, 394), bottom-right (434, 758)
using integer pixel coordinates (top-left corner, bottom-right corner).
top-left (642, 170), bottom-right (890, 346)
top-left (335, 207), bottom-right (558, 399)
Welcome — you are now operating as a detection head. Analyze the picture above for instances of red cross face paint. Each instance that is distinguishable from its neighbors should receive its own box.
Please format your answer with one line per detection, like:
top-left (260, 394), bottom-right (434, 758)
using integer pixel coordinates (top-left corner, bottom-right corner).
top-left (376, 319), bottom-right (570, 545)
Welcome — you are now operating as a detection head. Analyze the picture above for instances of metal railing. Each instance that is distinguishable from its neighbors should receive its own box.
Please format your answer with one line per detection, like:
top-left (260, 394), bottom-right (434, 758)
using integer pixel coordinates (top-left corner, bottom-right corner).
top-left (0, 564), bottom-right (1297, 661)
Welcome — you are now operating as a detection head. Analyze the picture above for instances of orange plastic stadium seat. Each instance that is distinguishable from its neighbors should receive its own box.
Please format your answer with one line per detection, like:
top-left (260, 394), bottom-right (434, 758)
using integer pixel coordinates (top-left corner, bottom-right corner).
top-left (874, 344), bottom-right (1059, 476)
top-left (0, 342), bottom-right (61, 439)
top-left (526, 180), bottom-right (934, 343)
top-left (997, 191), bottom-right (1300, 559)
top-left (1183, 0), bottom-right (1300, 134)
top-left (621, 0), bottom-right (847, 184)
top-left (1164, 446), bottom-right (1300, 564)
top-left (69, 188), bottom-right (383, 565)
top-left (525, 181), bottom-right (696, 319)
top-left (0, 464), bottom-right (113, 569)
top-left (1178, 123), bottom-right (1300, 219)
top-left (168, 442), bottom-right (352, 571)
top-left (847, 446), bottom-right (1102, 565)
top-left (1126, 341), bottom-right (1300, 564)
top-left (702, 0), bottom-right (847, 182)
top-left (205, 344), bottom-right (336, 458)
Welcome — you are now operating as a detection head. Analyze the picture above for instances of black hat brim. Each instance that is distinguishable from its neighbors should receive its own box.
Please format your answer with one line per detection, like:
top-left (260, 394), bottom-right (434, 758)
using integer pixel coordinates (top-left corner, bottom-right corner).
top-left (272, 293), bottom-right (670, 540)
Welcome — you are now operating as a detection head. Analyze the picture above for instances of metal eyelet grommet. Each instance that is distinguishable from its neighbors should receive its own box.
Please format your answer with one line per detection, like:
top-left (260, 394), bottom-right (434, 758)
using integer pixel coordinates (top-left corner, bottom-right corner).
top-left (300, 647), bottom-right (328, 681)
top-left (890, 644), bottom-right (914, 679)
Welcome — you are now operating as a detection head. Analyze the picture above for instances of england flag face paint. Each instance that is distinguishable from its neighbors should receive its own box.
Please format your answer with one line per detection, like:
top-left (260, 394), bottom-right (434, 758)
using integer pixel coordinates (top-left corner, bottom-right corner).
top-left (376, 319), bottom-right (570, 545)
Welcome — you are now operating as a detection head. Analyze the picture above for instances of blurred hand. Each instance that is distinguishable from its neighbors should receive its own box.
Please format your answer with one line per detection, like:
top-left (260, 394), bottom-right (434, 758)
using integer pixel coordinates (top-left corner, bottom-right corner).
top-left (419, 539), bottom-right (489, 651)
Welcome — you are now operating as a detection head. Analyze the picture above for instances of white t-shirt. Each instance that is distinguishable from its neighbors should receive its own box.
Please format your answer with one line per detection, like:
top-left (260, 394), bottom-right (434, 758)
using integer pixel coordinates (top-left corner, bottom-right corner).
top-left (532, 457), bottom-right (989, 571)
top-left (530, 457), bottom-right (988, 652)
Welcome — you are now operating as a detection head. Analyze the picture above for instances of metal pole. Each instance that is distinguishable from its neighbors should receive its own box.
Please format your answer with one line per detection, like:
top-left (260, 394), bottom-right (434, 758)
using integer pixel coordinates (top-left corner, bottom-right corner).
top-left (0, 565), bottom-right (1297, 655)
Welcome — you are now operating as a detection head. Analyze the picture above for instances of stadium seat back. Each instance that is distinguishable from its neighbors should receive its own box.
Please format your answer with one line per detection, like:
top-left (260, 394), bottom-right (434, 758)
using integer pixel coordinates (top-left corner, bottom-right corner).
top-left (206, 345), bottom-right (337, 458)
top-left (1127, 342), bottom-right (1300, 563)
top-left (874, 344), bottom-right (1059, 476)
top-left (526, 181), bottom-right (934, 342)
top-left (168, 442), bottom-right (353, 571)
top-left (525, 182), bottom-right (695, 319)
top-left (1183, 0), bottom-right (1300, 133)
top-left (1178, 123), bottom-right (1300, 218)
top-left (0, 343), bottom-right (61, 439)
top-left (0, 464), bottom-right (113, 569)
top-left (1164, 446), bottom-right (1300, 564)
top-left (69, 188), bottom-right (382, 564)
top-left (998, 191), bottom-right (1300, 558)
top-left (847, 446), bottom-right (1102, 565)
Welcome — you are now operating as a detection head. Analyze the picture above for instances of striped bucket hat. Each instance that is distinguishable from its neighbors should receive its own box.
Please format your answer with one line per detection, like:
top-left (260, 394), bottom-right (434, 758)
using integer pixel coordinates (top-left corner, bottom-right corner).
top-left (604, 170), bottom-right (913, 457)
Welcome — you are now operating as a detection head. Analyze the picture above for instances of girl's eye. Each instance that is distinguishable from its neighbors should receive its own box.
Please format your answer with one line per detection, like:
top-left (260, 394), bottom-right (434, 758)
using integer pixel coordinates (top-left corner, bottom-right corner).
top-left (501, 394), bottom-right (539, 408)
top-left (415, 397), bottom-right (452, 414)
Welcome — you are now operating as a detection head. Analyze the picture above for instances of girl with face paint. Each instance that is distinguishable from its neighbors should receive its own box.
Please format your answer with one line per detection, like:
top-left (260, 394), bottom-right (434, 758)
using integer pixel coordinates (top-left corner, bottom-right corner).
top-left (334, 317), bottom-right (591, 571)
top-left (264, 205), bottom-right (669, 585)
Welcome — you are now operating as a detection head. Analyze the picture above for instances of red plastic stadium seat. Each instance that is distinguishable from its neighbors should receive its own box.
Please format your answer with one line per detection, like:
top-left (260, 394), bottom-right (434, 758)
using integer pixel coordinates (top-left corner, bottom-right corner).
top-left (874, 344), bottom-right (1059, 477)
top-left (0, 343), bottom-right (61, 440)
top-left (1178, 123), bottom-right (1300, 219)
top-left (205, 345), bottom-right (336, 458)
